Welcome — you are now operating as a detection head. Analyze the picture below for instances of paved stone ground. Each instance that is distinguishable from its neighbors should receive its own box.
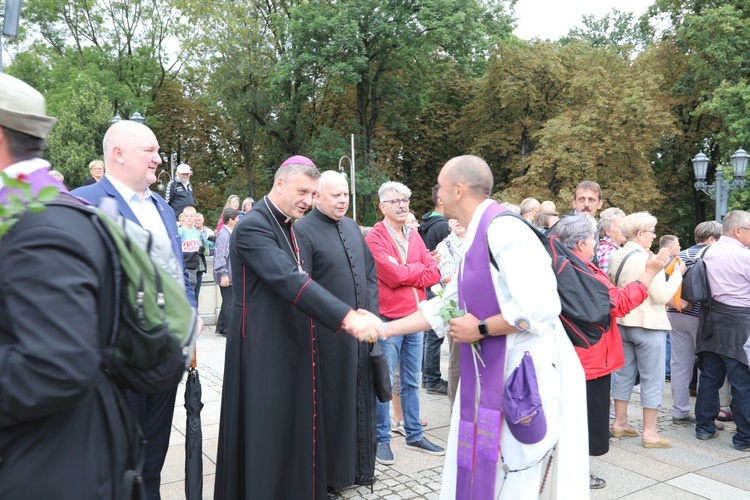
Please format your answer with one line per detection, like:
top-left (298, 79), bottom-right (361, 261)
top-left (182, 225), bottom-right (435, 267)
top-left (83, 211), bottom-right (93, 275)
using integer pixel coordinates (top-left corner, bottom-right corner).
top-left (161, 326), bottom-right (750, 499)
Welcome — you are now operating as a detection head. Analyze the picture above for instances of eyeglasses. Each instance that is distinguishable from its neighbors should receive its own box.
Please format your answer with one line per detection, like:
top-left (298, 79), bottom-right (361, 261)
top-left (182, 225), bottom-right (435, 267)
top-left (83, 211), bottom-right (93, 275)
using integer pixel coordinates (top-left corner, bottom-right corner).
top-left (641, 229), bottom-right (656, 234)
top-left (382, 199), bottom-right (410, 206)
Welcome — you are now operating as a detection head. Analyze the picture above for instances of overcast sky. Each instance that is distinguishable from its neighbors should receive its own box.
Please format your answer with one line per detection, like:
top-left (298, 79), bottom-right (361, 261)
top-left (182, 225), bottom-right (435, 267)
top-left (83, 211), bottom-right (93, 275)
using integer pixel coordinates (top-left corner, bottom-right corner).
top-left (513, 0), bottom-right (655, 40)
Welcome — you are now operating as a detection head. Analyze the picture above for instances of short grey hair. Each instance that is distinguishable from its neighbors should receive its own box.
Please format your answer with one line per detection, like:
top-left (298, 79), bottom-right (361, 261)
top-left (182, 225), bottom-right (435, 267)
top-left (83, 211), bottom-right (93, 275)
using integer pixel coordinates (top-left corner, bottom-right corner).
top-left (242, 197), bottom-right (254, 211)
top-left (598, 207), bottom-right (625, 237)
top-left (378, 181), bottom-right (411, 201)
top-left (275, 163), bottom-right (320, 182)
top-left (621, 212), bottom-right (657, 240)
top-left (48, 169), bottom-right (64, 182)
top-left (554, 214), bottom-right (598, 250)
top-left (693, 220), bottom-right (722, 243)
top-left (520, 197), bottom-right (540, 216)
top-left (723, 210), bottom-right (750, 235)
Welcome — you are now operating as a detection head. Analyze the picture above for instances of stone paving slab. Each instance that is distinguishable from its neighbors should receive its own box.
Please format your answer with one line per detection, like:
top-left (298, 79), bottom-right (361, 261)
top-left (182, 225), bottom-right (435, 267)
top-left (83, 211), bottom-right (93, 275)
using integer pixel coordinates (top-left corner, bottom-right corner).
top-left (160, 326), bottom-right (750, 499)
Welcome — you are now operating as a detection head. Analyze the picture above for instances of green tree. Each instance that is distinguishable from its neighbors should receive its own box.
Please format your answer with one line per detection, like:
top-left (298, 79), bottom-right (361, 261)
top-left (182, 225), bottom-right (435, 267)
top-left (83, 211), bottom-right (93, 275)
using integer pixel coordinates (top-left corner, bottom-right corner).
top-left (287, 0), bottom-right (514, 221)
top-left (455, 39), bottom-right (570, 192)
top-left (44, 76), bottom-right (111, 188)
top-left (17, 0), bottom-right (180, 114)
top-left (562, 8), bottom-right (651, 57)
top-left (495, 43), bottom-right (675, 219)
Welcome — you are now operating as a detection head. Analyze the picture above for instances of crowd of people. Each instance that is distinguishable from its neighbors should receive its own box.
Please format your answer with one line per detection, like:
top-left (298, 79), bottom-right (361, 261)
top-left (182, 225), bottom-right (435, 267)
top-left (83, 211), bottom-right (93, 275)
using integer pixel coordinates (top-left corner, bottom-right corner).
top-left (2, 73), bottom-right (749, 500)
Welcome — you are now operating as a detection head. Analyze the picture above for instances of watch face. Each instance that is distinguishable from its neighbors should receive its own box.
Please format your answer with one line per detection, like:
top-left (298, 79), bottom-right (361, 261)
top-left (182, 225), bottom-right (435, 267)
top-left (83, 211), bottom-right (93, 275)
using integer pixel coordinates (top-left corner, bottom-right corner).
top-left (478, 321), bottom-right (489, 336)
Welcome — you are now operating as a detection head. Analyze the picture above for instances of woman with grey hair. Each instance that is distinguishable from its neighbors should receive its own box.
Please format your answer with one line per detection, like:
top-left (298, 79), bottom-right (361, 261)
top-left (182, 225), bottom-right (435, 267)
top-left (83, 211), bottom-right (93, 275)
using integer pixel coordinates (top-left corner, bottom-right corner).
top-left (597, 207), bottom-right (626, 274)
top-left (555, 214), bottom-right (669, 488)
top-left (607, 212), bottom-right (686, 449)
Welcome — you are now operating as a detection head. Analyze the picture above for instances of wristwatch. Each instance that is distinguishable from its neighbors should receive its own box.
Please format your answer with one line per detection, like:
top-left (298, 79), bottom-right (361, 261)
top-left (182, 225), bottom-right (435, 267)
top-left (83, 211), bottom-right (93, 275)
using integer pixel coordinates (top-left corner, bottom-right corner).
top-left (477, 320), bottom-right (490, 338)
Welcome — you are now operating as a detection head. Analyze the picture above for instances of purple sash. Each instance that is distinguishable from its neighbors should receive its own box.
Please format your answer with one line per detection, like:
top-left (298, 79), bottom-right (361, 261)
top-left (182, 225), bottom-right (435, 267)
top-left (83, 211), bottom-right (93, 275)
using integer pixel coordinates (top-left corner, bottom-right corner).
top-left (456, 202), bottom-right (507, 500)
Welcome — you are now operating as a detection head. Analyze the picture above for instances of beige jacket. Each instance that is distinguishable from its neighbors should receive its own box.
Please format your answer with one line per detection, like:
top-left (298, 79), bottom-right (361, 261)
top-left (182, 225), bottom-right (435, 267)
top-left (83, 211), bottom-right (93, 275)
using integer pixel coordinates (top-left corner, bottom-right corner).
top-left (607, 241), bottom-right (682, 331)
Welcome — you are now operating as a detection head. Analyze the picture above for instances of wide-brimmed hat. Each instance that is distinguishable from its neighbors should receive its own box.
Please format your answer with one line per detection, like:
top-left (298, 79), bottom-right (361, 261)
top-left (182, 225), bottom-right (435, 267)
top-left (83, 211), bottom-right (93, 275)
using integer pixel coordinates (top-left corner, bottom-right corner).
top-left (0, 74), bottom-right (57, 139)
top-left (502, 352), bottom-right (547, 445)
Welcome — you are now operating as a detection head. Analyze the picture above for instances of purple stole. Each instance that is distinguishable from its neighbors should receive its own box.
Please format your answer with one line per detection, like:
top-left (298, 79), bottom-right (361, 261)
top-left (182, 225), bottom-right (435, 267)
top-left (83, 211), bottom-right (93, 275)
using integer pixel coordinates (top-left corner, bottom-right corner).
top-left (0, 166), bottom-right (67, 204)
top-left (456, 201), bottom-right (507, 500)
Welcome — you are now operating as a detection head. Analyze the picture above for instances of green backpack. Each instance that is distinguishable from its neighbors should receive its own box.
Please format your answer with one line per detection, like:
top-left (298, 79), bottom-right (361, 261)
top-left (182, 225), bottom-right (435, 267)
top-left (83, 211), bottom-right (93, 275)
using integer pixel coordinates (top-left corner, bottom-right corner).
top-left (53, 195), bottom-right (198, 393)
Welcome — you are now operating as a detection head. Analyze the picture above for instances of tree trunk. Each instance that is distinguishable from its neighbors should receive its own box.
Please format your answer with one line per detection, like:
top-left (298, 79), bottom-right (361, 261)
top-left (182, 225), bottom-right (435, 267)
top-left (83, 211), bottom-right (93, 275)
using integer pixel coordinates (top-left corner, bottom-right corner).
top-left (241, 134), bottom-right (256, 199)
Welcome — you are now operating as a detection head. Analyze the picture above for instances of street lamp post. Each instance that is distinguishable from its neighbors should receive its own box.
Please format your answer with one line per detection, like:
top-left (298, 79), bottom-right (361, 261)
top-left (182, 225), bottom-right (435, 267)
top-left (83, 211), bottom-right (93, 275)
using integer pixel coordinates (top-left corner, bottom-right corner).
top-left (338, 134), bottom-right (356, 222)
top-left (692, 148), bottom-right (749, 221)
top-left (1, 0), bottom-right (23, 73)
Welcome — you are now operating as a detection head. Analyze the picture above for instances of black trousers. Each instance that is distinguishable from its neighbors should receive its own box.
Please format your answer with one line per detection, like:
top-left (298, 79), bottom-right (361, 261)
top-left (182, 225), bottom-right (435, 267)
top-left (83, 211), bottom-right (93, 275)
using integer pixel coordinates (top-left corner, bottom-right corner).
top-left (217, 285), bottom-right (233, 334)
top-left (586, 373), bottom-right (611, 456)
top-left (126, 387), bottom-right (178, 499)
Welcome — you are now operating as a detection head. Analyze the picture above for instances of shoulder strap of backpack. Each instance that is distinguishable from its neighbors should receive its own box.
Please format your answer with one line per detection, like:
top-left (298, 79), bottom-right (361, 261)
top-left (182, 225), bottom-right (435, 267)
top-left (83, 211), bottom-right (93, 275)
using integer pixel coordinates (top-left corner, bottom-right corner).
top-left (614, 249), bottom-right (640, 286)
top-left (47, 194), bottom-right (122, 351)
top-left (487, 211), bottom-right (544, 270)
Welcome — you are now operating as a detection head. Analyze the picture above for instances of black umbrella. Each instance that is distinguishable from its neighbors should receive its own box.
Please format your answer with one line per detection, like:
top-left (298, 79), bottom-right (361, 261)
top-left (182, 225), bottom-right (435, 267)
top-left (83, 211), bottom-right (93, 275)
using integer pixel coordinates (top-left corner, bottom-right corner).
top-left (184, 352), bottom-right (203, 500)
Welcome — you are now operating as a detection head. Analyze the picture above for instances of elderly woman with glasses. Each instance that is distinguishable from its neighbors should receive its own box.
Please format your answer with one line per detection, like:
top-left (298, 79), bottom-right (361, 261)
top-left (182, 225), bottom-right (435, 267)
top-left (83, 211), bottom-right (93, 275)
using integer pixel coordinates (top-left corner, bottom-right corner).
top-left (607, 212), bottom-right (686, 449)
top-left (555, 214), bottom-right (670, 489)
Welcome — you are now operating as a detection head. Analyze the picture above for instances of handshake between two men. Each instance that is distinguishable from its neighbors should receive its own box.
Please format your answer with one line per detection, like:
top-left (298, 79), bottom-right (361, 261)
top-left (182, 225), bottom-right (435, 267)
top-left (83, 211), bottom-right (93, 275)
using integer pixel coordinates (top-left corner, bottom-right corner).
top-left (341, 309), bottom-right (387, 343)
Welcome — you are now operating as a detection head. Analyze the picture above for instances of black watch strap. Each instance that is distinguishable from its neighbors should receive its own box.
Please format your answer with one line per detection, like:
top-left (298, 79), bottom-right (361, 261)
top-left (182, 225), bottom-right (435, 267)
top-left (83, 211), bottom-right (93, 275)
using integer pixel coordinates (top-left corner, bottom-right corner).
top-left (478, 320), bottom-right (489, 337)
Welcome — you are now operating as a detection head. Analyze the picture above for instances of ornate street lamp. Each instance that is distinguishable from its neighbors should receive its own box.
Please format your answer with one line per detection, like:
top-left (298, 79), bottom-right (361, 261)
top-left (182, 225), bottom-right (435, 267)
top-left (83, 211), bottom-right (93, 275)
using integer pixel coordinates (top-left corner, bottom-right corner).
top-left (692, 148), bottom-right (748, 221)
top-left (111, 111), bottom-right (145, 125)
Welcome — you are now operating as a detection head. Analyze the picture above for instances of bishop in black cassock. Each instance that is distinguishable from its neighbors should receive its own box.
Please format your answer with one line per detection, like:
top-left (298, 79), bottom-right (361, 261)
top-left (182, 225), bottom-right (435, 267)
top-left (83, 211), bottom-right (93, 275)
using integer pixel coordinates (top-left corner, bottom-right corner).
top-left (296, 171), bottom-right (379, 493)
top-left (214, 158), bottom-right (379, 500)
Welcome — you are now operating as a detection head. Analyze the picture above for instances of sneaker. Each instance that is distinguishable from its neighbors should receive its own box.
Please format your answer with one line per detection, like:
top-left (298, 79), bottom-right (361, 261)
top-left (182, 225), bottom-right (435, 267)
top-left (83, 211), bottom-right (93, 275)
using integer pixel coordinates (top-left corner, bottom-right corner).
top-left (405, 436), bottom-right (446, 456)
top-left (391, 420), bottom-right (406, 437)
top-left (672, 414), bottom-right (696, 425)
top-left (426, 380), bottom-right (448, 395)
top-left (696, 431), bottom-right (719, 441)
top-left (376, 442), bottom-right (394, 465)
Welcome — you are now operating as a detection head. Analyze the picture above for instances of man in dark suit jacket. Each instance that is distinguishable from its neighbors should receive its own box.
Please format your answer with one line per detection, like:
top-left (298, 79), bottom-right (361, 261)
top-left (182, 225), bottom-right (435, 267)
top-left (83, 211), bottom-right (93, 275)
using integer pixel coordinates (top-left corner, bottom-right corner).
top-left (0, 74), bottom-right (138, 498)
top-left (73, 120), bottom-right (200, 500)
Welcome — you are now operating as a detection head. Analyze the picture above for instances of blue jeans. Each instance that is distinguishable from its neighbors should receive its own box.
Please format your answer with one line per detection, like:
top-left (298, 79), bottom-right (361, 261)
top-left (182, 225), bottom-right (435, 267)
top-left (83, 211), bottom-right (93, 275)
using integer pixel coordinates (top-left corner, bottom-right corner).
top-left (665, 332), bottom-right (671, 378)
top-left (695, 352), bottom-right (750, 449)
top-left (377, 327), bottom-right (424, 445)
top-left (422, 329), bottom-right (444, 387)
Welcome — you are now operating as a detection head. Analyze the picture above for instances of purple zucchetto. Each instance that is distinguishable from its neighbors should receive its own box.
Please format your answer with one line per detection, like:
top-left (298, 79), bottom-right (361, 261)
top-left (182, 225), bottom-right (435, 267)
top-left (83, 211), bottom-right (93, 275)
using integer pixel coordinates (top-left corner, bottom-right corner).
top-left (280, 155), bottom-right (317, 169)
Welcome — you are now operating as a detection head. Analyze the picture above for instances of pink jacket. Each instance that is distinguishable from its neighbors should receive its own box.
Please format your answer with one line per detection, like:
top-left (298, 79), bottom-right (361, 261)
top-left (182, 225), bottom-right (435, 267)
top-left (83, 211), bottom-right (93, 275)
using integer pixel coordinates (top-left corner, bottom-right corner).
top-left (365, 221), bottom-right (440, 319)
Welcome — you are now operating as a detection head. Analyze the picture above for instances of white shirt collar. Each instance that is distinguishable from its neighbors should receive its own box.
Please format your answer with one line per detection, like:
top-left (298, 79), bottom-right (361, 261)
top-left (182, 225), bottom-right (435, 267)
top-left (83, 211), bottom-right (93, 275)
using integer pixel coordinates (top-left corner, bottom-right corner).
top-left (0, 158), bottom-right (51, 189)
top-left (105, 173), bottom-right (153, 203)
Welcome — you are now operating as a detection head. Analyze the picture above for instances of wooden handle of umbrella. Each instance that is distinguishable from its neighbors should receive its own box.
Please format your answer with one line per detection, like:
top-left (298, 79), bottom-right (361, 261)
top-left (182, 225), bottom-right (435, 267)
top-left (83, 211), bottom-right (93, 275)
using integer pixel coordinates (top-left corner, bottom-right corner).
top-left (190, 345), bottom-right (197, 369)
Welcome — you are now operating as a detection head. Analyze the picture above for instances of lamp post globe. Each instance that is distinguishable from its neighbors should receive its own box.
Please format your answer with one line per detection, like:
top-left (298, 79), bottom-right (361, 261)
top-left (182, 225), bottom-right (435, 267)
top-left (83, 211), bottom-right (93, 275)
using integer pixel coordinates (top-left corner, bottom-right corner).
top-left (730, 148), bottom-right (749, 179)
top-left (692, 148), bottom-right (748, 221)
